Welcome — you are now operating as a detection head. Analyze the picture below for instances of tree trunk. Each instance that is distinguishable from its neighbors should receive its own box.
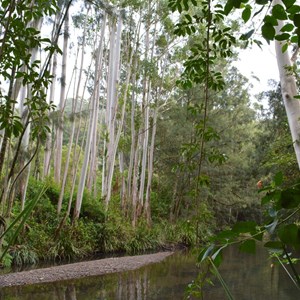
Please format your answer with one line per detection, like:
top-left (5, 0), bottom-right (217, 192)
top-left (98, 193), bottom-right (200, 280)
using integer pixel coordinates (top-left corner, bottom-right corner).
top-left (86, 13), bottom-right (107, 192)
top-left (132, 132), bottom-right (141, 227)
top-left (54, 10), bottom-right (69, 183)
top-left (144, 107), bottom-right (158, 226)
top-left (19, 17), bottom-right (43, 210)
top-left (103, 14), bottom-right (123, 208)
top-left (57, 9), bottom-right (91, 215)
top-left (73, 27), bottom-right (104, 220)
top-left (43, 12), bottom-right (60, 179)
top-left (274, 0), bottom-right (300, 169)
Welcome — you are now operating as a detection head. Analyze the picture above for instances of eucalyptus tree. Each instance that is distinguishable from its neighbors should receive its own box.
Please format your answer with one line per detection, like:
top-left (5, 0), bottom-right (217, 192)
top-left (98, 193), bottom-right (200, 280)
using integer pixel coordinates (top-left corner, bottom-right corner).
top-left (54, 1), bottom-right (71, 184)
top-left (273, 0), bottom-right (300, 169)
top-left (0, 0), bottom-right (73, 214)
top-left (18, 17), bottom-right (44, 210)
top-left (73, 7), bottom-right (108, 220)
top-left (57, 7), bottom-right (92, 215)
top-left (228, 0), bottom-right (300, 168)
top-left (101, 11), bottom-right (123, 209)
top-left (43, 12), bottom-right (60, 179)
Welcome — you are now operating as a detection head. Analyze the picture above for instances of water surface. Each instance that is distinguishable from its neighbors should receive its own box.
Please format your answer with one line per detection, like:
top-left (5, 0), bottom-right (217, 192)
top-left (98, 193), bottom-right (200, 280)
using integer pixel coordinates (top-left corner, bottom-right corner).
top-left (0, 246), bottom-right (299, 299)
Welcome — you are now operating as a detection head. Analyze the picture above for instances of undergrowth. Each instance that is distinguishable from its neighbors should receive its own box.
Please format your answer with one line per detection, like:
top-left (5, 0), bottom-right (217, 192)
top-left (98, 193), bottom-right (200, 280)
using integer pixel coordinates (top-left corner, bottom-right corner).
top-left (1, 179), bottom-right (216, 268)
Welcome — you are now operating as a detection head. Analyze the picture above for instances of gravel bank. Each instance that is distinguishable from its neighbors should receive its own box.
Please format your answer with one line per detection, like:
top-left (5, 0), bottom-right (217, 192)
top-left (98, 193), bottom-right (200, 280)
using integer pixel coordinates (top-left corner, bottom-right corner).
top-left (0, 251), bottom-right (173, 288)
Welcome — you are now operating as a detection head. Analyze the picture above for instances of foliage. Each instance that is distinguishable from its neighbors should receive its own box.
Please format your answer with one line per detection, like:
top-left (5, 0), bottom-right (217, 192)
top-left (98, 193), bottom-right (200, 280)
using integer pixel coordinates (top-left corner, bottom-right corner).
top-left (255, 82), bottom-right (299, 182)
top-left (10, 245), bottom-right (39, 267)
top-left (0, 0), bottom-right (58, 148)
top-left (0, 184), bottom-right (48, 265)
top-left (48, 221), bottom-right (98, 261)
top-left (197, 172), bottom-right (300, 295)
top-left (1, 178), bottom-right (211, 266)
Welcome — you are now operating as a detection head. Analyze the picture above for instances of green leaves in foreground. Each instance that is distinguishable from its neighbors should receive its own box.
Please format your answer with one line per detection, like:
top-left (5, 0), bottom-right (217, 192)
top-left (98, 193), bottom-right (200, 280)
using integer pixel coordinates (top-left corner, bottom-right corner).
top-left (198, 172), bottom-right (300, 291)
top-left (198, 221), bottom-right (261, 267)
top-left (0, 184), bottom-right (48, 263)
top-left (221, 0), bottom-right (300, 45)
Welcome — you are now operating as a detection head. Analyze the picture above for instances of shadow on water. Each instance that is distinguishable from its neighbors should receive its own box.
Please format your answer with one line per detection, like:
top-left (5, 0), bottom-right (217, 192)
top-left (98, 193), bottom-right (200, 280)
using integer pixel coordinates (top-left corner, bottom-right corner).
top-left (0, 246), bottom-right (299, 300)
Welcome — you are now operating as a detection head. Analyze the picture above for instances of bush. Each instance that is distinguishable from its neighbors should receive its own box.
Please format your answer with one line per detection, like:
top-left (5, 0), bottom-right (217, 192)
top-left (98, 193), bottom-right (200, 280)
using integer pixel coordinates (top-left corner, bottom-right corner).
top-left (10, 245), bottom-right (38, 266)
top-left (48, 221), bottom-right (97, 261)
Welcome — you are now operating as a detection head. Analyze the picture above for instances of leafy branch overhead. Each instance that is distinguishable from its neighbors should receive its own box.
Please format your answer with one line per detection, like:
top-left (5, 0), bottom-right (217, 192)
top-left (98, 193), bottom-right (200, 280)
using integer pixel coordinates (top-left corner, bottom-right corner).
top-left (227, 0), bottom-right (300, 47)
top-left (169, 0), bottom-right (300, 50)
top-left (169, 0), bottom-right (236, 90)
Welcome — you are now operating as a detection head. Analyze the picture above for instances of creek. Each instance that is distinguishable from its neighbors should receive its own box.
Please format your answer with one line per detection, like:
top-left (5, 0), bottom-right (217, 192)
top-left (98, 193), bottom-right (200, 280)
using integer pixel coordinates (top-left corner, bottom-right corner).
top-left (0, 246), bottom-right (299, 299)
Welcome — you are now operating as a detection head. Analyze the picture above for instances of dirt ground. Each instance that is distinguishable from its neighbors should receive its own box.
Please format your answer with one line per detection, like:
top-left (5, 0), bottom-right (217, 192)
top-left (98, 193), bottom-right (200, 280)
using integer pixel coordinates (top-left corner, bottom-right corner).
top-left (0, 251), bottom-right (173, 288)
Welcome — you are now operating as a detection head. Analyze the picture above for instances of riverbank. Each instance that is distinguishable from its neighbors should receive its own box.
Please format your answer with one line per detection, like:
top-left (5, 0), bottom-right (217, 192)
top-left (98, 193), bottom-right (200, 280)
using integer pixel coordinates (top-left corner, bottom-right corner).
top-left (0, 251), bottom-right (173, 288)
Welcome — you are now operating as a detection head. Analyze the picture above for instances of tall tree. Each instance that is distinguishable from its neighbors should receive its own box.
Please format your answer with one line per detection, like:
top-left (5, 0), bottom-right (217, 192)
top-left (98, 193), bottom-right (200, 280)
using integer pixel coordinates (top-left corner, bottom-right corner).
top-left (54, 9), bottom-right (70, 183)
top-left (73, 12), bottom-right (107, 220)
top-left (273, 0), bottom-right (300, 169)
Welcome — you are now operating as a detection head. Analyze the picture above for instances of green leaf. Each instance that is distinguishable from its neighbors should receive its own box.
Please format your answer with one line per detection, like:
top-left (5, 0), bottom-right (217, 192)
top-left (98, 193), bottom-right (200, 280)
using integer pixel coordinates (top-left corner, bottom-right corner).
top-left (215, 230), bottom-right (238, 241)
top-left (275, 33), bottom-right (290, 41)
top-left (278, 188), bottom-right (300, 209)
top-left (278, 224), bottom-right (300, 249)
top-left (256, 0), bottom-right (269, 4)
top-left (178, 2), bottom-right (182, 13)
top-left (262, 22), bottom-right (276, 40)
top-left (239, 239), bottom-right (256, 254)
top-left (264, 15), bottom-right (278, 26)
top-left (242, 7), bottom-right (251, 23)
top-left (282, 0), bottom-right (296, 9)
top-left (253, 232), bottom-right (264, 241)
top-left (191, 0), bottom-right (197, 6)
top-left (198, 244), bottom-right (215, 262)
top-left (211, 245), bottom-right (227, 267)
top-left (183, 0), bottom-right (189, 11)
top-left (274, 171), bottom-right (283, 186)
top-left (185, 14), bottom-right (192, 22)
top-left (272, 4), bottom-right (288, 20)
top-left (291, 35), bottom-right (299, 43)
top-left (233, 0), bottom-right (243, 8)
top-left (261, 190), bottom-right (281, 205)
top-left (2, 0), bottom-right (10, 9)
top-left (0, 184), bottom-right (49, 262)
top-left (232, 221), bottom-right (257, 233)
top-left (280, 23), bottom-right (294, 32)
top-left (212, 251), bottom-right (223, 267)
top-left (224, 0), bottom-right (234, 15)
top-left (287, 5), bottom-right (300, 15)
top-left (293, 13), bottom-right (300, 27)
top-left (268, 207), bottom-right (278, 218)
top-left (264, 241), bottom-right (284, 250)
top-left (265, 219), bottom-right (278, 234)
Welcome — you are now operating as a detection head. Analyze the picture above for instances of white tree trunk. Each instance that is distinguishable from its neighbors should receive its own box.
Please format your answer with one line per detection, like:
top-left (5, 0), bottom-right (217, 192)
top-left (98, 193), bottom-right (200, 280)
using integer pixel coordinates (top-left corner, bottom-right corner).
top-left (57, 37), bottom-right (84, 215)
top-left (104, 13), bottom-right (141, 209)
top-left (274, 0), bottom-right (300, 169)
top-left (126, 32), bottom-right (140, 202)
top-left (20, 18), bottom-right (43, 210)
top-left (138, 97), bottom-right (150, 208)
top-left (73, 30), bottom-right (104, 220)
top-left (145, 107), bottom-right (157, 225)
top-left (54, 11), bottom-right (69, 183)
top-left (132, 132), bottom-right (142, 227)
top-left (87, 13), bottom-right (107, 192)
top-left (103, 14), bottom-right (123, 207)
top-left (43, 13), bottom-right (60, 179)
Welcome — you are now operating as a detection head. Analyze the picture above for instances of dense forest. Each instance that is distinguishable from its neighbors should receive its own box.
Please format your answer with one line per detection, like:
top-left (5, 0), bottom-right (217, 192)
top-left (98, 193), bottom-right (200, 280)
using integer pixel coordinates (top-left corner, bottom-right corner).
top-left (0, 1), bottom-right (300, 292)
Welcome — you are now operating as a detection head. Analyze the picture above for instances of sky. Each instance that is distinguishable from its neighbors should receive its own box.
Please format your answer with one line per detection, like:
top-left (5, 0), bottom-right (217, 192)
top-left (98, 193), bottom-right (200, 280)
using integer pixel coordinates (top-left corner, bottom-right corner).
top-left (233, 42), bottom-right (280, 98)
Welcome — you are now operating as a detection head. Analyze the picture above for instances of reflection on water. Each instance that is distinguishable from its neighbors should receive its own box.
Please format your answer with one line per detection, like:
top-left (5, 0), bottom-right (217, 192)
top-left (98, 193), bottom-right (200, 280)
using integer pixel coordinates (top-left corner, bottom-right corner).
top-left (0, 247), bottom-right (299, 300)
